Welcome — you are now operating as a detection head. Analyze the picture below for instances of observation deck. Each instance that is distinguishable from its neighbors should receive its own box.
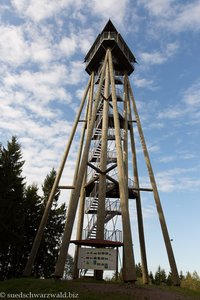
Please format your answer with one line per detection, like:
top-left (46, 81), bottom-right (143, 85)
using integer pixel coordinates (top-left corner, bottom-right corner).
top-left (84, 20), bottom-right (136, 75)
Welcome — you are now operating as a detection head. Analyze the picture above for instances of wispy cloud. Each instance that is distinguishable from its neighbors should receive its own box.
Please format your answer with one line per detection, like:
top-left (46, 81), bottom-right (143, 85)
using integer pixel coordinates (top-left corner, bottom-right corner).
top-left (132, 74), bottom-right (155, 89)
top-left (88, 0), bottom-right (129, 26)
top-left (139, 0), bottom-right (200, 33)
top-left (139, 166), bottom-right (200, 193)
top-left (11, 0), bottom-right (83, 22)
top-left (10, 0), bottom-right (130, 28)
top-left (183, 81), bottom-right (200, 108)
top-left (158, 156), bottom-right (176, 163)
top-left (0, 25), bottom-right (30, 66)
top-left (157, 79), bottom-right (200, 123)
top-left (139, 0), bottom-right (175, 17)
top-left (139, 42), bottom-right (179, 66)
top-left (156, 167), bottom-right (200, 192)
top-left (167, 1), bottom-right (200, 32)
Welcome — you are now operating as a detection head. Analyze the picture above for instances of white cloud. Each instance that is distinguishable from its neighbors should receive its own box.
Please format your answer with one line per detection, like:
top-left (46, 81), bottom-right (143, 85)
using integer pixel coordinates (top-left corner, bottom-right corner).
top-left (59, 36), bottom-right (77, 57)
top-left (168, 1), bottom-right (200, 32)
top-left (133, 75), bottom-right (154, 89)
top-left (157, 107), bottom-right (186, 120)
top-left (0, 25), bottom-right (29, 66)
top-left (11, 0), bottom-right (130, 27)
top-left (11, 0), bottom-right (27, 12)
top-left (0, 8), bottom-right (91, 192)
top-left (88, 0), bottom-right (129, 26)
top-left (147, 144), bottom-right (160, 154)
top-left (140, 0), bottom-right (200, 33)
top-left (0, 24), bottom-right (56, 68)
top-left (11, 0), bottom-right (77, 22)
top-left (183, 81), bottom-right (200, 108)
top-left (58, 28), bottom-right (95, 58)
top-left (158, 156), bottom-right (176, 163)
top-left (157, 79), bottom-right (200, 122)
top-left (3, 65), bottom-right (72, 107)
top-left (139, 0), bottom-right (175, 17)
top-left (139, 42), bottom-right (178, 66)
top-left (66, 61), bottom-right (86, 85)
top-left (2, 60), bottom-right (84, 106)
top-left (156, 167), bottom-right (200, 192)
top-left (142, 204), bottom-right (156, 219)
top-left (30, 41), bottom-right (53, 64)
top-left (139, 164), bottom-right (200, 193)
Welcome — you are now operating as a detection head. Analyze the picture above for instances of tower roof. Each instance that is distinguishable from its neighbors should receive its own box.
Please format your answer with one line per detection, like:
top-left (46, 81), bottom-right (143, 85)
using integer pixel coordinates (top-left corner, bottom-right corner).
top-left (102, 19), bottom-right (118, 34)
top-left (84, 20), bottom-right (136, 75)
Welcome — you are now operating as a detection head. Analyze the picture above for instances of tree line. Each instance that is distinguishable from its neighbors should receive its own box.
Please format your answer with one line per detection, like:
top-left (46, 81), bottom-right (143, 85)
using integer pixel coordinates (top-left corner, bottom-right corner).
top-left (0, 137), bottom-right (73, 280)
top-left (135, 263), bottom-right (200, 290)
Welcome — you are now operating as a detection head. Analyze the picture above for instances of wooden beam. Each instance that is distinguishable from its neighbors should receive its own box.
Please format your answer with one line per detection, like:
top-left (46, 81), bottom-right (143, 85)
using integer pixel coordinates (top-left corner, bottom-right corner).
top-left (87, 162), bottom-right (104, 174)
top-left (132, 187), bottom-right (153, 192)
top-left (58, 186), bottom-right (75, 189)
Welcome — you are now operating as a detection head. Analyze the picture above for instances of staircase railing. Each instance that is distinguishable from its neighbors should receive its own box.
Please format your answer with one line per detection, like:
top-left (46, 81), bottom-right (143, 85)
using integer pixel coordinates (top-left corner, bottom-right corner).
top-left (104, 229), bottom-right (122, 242)
top-left (83, 214), bottom-right (97, 239)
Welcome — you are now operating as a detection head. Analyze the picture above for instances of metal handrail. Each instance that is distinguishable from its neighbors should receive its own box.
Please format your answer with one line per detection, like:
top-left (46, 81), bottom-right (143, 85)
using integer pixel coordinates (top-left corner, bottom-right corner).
top-left (104, 229), bottom-right (122, 242)
top-left (105, 199), bottom-right (121, 212)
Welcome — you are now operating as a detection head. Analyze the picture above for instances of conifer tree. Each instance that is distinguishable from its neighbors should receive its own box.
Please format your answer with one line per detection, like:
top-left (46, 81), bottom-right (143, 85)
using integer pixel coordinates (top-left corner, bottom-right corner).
top-left (149, 271), bottom-right (154, 284)
top-left (0, 137), bottom-right (67, 279)
top-left (33, 169), bottom-right (66, 278)
top-left (154, 266), bottom-right (167, 285)
top-left (136, 263), bottom-right (143, 278)
top-left (20, 184), bottom-right (42, 275)
top-left (0, 137), bottom-right (25, 279)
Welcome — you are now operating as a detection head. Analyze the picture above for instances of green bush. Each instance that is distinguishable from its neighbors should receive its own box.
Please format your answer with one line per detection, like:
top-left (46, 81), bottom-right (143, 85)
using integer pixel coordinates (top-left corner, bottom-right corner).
top-left (181, 271), bottom-right (200, 291)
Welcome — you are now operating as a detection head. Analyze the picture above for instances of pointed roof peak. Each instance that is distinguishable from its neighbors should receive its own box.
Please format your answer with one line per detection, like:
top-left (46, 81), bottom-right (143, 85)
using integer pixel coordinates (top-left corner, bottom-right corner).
top-left (101, 19), bottom-right (118, 34)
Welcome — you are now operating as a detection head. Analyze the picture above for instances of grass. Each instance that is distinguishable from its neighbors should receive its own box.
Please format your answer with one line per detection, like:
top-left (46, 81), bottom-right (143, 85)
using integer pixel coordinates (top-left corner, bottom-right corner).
top-left (142, 283), bottom-right (200, 299)
top-left (0, 278), bottom-right (135, 300)
top-left (1, 278), bottom-right (200, 300)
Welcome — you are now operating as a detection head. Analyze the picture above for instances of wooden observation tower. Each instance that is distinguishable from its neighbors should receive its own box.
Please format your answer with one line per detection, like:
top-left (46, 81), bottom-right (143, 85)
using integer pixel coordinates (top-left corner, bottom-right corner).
top-left (24, 20), bottom-right (180, 285)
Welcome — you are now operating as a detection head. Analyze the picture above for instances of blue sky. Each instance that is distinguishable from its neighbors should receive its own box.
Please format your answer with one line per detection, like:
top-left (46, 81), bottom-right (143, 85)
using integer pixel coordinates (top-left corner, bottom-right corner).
top-left (0, 0), bottom-right (200, 277)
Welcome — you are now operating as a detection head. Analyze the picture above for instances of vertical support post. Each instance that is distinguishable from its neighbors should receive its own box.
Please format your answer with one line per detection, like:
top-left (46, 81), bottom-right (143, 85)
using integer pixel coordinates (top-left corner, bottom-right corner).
top-left (88, 72), bottom-right (95, 125)
top-left (54, 50), bottom-right (109, 278)
top-left (95, 62), bottom-right (110, 280)
top-left (123, 76), bottom-right (129, 187)
top-left (72, 174), bottom-right (87, 279)
top-left (127, 78), bottom-right (180, 286)
top-left (125, 74), bottom-right (149, 284)
top-left (73, 71), bottom-right (95, 279)
top-left (115, 247), bottom-right (119, 282)
top-left (108, 49), bottom-right (136, 282)
top-left (23, 77), bottom-right (92, 277)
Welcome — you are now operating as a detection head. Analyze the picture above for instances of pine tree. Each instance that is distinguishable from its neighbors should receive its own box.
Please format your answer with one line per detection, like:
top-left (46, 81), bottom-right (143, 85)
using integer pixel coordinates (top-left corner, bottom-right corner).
top-left (19, 184), bottom-right (43, 275)
top-left (180, 270), bottom-right (185, 281)
top-left (0, 137), bottom-right (25, 279)
top-left (33, 169), bottom-right (66, 278)
top-left (154, 266), bottom-right (167, 285)
top-left (149, 271), bottom-right (154, 284)
top-left (136, 263), bottom-right (143, 279)
top-left (166, 271), bottom-right (173, 286)
top-left (0, 137), bottom-right (67, 279)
